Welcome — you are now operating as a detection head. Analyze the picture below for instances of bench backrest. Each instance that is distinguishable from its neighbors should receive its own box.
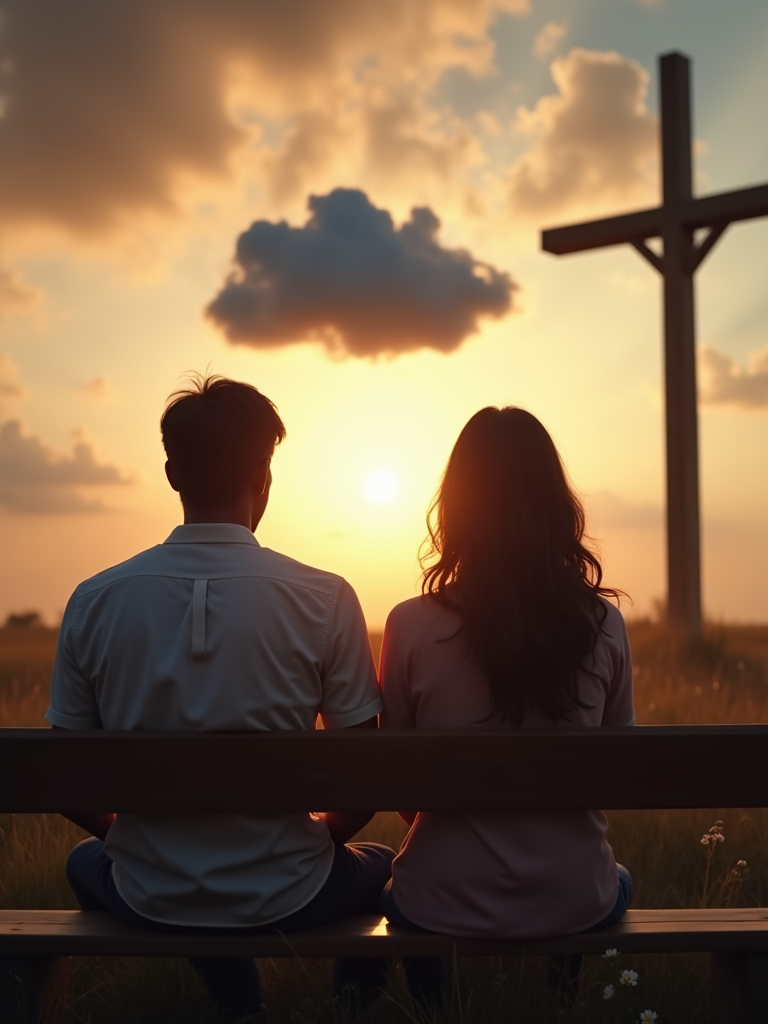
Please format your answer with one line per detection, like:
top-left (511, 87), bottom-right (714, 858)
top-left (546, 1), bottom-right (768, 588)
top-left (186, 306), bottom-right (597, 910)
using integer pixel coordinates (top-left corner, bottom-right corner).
top-left (3, 726), bottom-right (767, 812)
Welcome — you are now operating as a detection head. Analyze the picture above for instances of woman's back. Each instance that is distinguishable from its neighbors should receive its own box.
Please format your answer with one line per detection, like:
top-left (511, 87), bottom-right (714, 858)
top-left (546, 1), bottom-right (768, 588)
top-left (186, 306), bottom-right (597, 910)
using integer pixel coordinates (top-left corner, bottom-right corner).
top-left (380, 593), bottom-right (634, 938)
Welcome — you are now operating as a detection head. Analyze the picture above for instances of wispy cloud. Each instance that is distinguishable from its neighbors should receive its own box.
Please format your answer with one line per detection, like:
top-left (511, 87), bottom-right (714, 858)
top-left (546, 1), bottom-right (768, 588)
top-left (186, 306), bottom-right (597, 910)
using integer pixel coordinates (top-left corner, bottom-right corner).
top-left (0, 419), bottom-right (131, 513)
top-left (0, 267), bottom-right (43, 321)
top-left (533, 20), bottom-right (568, 60)
top-left (75, 376), bottom-right (113, 402)
top-left (699, 345), bottom-right (768, 409)
top-left (0, 353), bottom-right (26, 399)
top-left (587, 490), bottom-right (662, 530)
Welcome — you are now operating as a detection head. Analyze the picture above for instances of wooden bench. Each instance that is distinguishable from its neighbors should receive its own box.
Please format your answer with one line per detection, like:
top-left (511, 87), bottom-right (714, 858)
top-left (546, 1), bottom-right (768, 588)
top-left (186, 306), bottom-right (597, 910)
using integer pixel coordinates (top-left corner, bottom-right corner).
top-left (2, 726), bottom-right (768, 1022)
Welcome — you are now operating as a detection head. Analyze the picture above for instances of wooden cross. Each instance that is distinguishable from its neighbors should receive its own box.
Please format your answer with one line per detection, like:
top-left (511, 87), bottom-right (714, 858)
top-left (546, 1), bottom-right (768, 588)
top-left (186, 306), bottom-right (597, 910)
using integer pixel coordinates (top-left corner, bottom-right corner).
top-left (542, 52), bottom-right (768, 641)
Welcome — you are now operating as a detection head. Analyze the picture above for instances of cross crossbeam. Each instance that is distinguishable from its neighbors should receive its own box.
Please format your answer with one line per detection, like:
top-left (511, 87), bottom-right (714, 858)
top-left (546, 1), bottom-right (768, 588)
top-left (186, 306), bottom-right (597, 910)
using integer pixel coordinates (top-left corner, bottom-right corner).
top-left (542, 183), bottom-right (768, 257)
top-left (541, 53), bottom-right (768, 640)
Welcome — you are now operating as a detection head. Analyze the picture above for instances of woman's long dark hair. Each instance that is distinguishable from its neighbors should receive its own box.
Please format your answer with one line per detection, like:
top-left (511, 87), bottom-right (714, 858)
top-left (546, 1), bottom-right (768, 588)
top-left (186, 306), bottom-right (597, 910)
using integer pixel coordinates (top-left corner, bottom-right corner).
top-left (422, 407), bottom-right (622, 726)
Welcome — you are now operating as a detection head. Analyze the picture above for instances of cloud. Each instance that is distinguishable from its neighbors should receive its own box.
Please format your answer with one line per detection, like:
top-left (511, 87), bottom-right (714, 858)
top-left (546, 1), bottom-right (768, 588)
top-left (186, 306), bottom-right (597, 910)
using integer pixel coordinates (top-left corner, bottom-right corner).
top-left (264, 110), bottom-right (344, 204)
top-left (474, 110), bottom-right (501, 137)
top-left (699, 345), bottom-right (768, 409)
top-left (508, 49), bottom-right (658, 221)
top-left (0, 0), bottom-right (527, 236)
top-left (0, 419), bottom-right (131, 513)
top-left (206, 188), bottom-right (516, 357)
top-left (533, 20), bottom-right (567, 60)
top-left (261, 86), bottom-right (487, 209)
top-left (75, 376), bottom-right (112, 401)
top-left (0, 266), bottom-right (43, 320)
top-left (587, 490), bottom-right (662, 530)
top-left (362, 91), bottom-right (485, 188)
top-left (0, 352), bottom-right (25, 398)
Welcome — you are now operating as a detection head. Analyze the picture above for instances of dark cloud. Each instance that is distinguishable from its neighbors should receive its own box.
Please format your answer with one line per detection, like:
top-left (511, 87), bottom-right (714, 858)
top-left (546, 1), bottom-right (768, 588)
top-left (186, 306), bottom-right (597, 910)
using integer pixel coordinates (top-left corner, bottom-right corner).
top-left (0, 0), bottom-right (525, 234)
top-left (206, 188), bottom-right (515, 357)
top-left (699, 345), bottom-right (768, 409)
top-left (0, 418), bottom-right (131, 512)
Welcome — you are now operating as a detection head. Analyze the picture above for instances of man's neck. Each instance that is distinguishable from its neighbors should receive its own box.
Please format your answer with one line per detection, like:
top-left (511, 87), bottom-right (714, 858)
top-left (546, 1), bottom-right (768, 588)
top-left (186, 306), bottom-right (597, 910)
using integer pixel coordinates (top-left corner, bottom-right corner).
top-left (182, 502), bottom-right (253, 530)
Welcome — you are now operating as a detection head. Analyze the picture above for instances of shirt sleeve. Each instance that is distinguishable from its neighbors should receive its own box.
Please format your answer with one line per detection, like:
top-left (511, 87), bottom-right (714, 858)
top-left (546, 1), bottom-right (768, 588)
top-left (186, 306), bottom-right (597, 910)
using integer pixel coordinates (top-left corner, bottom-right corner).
top-left (45, 590), bottom-right (102, 729)
top-left (379, 603), bottom-right (416, 729)
top-left (318, 578), bottom-right (382, 729)
top-left (600, 604), bottom-right (636, 727)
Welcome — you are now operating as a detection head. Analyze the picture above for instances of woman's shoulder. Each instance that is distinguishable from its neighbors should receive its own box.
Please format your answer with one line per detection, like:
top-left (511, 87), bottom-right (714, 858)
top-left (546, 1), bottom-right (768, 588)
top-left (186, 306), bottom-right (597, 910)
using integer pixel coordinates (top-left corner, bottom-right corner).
top-left (593, 596), bottom-right (631, 659)
top-left (595, 596), bottom-right (628, 633)
top-left (385, 593), bottom-right (459, 636)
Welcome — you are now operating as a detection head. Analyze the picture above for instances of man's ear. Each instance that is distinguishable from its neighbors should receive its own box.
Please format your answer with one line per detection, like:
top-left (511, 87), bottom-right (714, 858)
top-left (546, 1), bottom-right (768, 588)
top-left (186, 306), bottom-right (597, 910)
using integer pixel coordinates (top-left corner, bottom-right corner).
top-left (252, 458), bottom-right (271, 496)
top-left (164, 461), bottom-right (180, 493)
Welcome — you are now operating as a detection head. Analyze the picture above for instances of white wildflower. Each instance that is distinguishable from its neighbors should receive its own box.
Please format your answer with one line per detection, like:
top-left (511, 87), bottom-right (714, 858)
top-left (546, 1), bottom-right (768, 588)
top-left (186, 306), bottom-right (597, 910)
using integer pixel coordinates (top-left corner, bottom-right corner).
top-left (603, 984), bottom-right (615, 1000)
top-left (639, 1012), bottom-right (658, 1023)
top-left (602, 948), bottom-right (619, 960)
top-left (701, 836), bottom-right (710, 845)
top-left (737, 860), bottom-right (747, 869)
top-left (620, 969), bottom-right (639, 987)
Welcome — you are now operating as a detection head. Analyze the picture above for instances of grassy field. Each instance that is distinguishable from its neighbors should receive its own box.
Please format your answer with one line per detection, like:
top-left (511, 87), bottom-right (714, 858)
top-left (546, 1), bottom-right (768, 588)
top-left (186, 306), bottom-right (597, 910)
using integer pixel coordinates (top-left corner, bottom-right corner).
top-left (2, 620), bottom-right (768, 1022)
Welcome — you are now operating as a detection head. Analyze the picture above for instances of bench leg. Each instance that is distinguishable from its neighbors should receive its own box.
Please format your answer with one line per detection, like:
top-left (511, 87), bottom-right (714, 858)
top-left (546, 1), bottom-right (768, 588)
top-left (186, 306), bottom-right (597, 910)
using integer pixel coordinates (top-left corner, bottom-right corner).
top-left (712, 952), bottom-right (768, 1024)
top-left (0, 956), bottom-right (70, 1024)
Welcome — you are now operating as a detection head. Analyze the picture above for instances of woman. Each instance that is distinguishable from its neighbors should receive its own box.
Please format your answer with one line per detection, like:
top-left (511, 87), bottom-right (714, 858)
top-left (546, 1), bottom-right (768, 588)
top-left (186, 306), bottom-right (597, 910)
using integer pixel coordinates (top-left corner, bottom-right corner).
top-left (379, 407), bottom-right (634, 999)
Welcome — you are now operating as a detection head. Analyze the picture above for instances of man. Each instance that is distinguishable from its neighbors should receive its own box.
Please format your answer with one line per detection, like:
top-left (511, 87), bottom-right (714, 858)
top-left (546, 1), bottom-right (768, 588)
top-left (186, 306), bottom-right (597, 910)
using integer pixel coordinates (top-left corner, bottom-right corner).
top-left (46, 375), bottom-right (393, 1021)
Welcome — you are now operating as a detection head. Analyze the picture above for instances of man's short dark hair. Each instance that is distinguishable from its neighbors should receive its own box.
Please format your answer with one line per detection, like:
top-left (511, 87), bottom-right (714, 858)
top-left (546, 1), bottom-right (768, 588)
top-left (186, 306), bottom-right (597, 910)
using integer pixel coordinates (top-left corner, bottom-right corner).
top-left (161, 374), bottom-right (286, 507)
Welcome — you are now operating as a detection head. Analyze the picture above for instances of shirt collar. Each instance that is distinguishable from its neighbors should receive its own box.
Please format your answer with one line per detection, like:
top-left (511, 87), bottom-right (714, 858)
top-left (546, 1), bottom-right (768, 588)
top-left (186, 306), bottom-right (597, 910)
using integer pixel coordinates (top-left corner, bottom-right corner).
top-left (164, 523), bottom-right (260, 546)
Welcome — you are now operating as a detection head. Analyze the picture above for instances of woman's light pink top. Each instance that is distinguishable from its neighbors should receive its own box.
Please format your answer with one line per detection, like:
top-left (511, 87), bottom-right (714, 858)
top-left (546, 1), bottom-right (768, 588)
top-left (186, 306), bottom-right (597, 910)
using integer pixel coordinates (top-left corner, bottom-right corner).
top-left (379, 595), bottom-right (635, 938)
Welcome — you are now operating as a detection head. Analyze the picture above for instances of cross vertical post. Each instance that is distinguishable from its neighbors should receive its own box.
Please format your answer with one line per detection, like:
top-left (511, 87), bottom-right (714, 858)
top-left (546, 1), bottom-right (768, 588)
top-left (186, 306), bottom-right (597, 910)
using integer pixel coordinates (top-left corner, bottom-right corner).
top-left (660, 53), bottom-right (702, 639)
top-left (542, 53), bottom-right (768, 645)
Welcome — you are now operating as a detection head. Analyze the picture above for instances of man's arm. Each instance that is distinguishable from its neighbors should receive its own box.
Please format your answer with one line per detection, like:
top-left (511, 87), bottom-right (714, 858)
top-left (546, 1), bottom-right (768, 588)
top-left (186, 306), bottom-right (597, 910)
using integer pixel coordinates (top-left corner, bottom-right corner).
top-left (45, 597), bottom-right (115, 840)
top-left (316, 715), bottom-right (378, 845)
top-left (50, 725), bottom-right (116, 840)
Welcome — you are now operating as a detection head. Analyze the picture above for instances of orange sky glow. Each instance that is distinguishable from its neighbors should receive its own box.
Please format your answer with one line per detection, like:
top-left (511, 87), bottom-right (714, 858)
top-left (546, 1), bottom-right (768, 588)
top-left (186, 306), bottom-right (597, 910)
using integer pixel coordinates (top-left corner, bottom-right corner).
top-left (1, 0), bottom-right (767, 629)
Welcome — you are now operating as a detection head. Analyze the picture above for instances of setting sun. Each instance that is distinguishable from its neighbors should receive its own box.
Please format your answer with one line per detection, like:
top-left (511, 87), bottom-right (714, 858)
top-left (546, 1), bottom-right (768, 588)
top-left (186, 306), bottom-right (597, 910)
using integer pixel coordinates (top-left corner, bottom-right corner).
top-left (363, 470), bottom-right (399, 504)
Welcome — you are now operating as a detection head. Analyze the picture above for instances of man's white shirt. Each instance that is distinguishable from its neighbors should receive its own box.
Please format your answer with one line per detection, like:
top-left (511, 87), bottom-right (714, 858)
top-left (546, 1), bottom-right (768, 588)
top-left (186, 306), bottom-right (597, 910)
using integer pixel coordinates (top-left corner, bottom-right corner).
top-left (46, 523), bottom-right (382, 926)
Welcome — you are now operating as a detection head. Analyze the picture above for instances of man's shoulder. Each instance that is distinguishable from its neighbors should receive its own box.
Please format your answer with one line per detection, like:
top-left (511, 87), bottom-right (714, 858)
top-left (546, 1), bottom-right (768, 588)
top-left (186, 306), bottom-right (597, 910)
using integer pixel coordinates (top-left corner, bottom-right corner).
top-left (256, 547), bottom-right (346, 597)
top-left (71, 539), bottom-right (349, 607)
top-left (73, 546), bottom-right (168, 597)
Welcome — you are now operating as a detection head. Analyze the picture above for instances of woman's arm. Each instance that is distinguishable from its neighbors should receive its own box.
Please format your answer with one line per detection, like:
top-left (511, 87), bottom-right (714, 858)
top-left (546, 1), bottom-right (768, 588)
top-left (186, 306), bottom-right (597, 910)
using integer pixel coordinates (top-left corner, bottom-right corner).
top-left (379, 607), bottom-right (419, 826)
top-left (601, 607), bottom-right (636, 726)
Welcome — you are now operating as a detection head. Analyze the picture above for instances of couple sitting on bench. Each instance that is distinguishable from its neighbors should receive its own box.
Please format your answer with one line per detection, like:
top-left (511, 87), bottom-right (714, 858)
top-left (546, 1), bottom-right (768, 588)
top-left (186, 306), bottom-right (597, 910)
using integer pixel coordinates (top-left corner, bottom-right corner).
top-left (46, 374), bottom-right (635, 1021)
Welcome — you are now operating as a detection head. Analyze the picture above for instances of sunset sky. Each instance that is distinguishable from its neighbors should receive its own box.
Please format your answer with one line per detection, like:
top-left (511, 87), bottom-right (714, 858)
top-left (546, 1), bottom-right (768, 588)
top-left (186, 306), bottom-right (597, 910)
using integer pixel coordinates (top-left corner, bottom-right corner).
top-left (1, 0), bottom-right (767, 629)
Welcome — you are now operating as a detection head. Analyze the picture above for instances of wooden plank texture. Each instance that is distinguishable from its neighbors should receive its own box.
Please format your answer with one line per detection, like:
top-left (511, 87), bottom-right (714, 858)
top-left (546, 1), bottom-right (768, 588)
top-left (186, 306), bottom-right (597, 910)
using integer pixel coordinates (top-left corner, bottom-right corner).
top-left (2, 910), bottom-right (768, 959)
top-left (2, 727), bottom-right (768, 812)
top-left (542, 207), bottom-right (662, 254)
top-left (541, 185), bottom-right (768, 255)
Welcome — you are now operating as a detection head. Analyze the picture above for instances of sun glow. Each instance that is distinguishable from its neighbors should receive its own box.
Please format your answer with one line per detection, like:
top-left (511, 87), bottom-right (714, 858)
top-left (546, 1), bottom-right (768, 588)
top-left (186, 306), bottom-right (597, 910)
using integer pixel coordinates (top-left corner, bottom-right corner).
top-left (363, 469), bottom-right (399, 504)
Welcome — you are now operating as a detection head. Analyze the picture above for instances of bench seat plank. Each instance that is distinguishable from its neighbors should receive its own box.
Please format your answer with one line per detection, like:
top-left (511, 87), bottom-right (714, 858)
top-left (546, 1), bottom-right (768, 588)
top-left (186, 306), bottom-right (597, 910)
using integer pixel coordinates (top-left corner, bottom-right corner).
top-left (3, 910), bottom-right (768, 958)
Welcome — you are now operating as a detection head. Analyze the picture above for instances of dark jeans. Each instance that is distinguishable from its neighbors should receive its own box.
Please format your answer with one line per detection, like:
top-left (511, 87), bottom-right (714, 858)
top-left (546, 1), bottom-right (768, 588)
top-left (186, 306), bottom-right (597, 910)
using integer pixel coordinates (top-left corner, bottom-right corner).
top-left (380, 864), bottom-right (634, 1005)
top-left (67, 837), bottom-right (395, 1020)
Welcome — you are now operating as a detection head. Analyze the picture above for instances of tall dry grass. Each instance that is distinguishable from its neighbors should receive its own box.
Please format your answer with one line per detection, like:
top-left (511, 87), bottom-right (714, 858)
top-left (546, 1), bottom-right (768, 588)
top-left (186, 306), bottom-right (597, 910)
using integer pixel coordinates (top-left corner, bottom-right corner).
top-left (0, 626), bottom-right (58, 728)
top-left (2, 620), bottom-right (768, 1022)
